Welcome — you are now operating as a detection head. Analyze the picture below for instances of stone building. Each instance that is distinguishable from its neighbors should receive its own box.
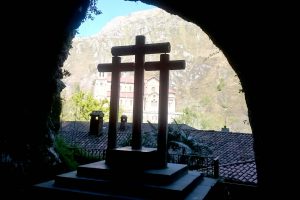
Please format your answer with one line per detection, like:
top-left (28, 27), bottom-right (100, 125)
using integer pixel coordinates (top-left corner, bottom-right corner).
top-left (93, 72), bottom-right (177, 123)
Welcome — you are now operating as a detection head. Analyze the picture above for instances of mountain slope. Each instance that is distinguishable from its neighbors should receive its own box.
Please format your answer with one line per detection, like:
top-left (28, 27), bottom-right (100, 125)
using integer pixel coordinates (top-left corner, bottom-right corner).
top-left (62, 8), bottom-right (251, 133)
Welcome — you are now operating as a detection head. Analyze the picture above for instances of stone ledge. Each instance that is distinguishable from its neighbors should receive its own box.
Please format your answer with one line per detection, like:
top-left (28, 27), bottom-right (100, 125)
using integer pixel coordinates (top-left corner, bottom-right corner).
top-left (77, 160), bottom-right (189, 184)
top-left (35, 170), bottom-right (205, 199)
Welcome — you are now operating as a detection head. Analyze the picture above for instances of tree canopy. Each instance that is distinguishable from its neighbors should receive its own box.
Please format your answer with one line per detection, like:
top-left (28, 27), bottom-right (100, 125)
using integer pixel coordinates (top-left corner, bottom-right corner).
top-left (62, 91), bottom-right (110, 121)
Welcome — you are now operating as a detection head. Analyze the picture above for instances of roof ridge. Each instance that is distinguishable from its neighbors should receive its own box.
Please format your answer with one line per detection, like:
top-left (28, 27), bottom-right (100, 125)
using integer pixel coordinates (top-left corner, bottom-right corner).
top-left (220, 159), bottom-right (256, 166)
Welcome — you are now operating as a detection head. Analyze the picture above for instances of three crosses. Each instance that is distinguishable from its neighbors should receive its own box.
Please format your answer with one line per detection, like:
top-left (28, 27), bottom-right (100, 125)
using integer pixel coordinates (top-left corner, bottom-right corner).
top-left (98, 35), bottom-right (185, 166)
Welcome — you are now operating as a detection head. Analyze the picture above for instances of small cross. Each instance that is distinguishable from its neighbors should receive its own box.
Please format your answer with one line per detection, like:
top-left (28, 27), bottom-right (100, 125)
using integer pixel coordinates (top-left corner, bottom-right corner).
top-left (98, 56), bottom-right (134, 149)
top-left (145, 54), bottom-right (185, 167)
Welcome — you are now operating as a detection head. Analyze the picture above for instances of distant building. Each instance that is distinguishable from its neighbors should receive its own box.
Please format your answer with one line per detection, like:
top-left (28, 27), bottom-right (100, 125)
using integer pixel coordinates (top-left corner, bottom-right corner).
top-left (93, 72), bottom-right (108, 100)
top-left (93, 72), bottom-right (178, 123)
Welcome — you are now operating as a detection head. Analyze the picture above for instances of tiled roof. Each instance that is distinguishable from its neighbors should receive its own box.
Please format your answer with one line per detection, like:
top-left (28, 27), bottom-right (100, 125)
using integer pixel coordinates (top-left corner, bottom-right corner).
top-left (59, 121), bottom-right (256, 184)
top-left (60, 121), bottom-right (131, 149)
top-left (59, 122), bottom-right (195, 149)
top-left (189, 130), bottom-right (254, 164)
top-left (60, 122), bottom-right (198, 144)
top-left (220, 160), bottom-right (257, 184)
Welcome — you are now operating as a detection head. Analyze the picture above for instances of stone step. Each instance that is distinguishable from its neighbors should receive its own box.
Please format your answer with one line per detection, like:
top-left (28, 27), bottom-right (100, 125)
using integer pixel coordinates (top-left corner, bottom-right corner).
top-left (33, 180), bottom-right (140, 200)
top-left (185, 177), bottom-right (218, 200)
top-left (33, 172), bottom-right (216, 200)
top-left (77, 160), bottom-right (189, 184)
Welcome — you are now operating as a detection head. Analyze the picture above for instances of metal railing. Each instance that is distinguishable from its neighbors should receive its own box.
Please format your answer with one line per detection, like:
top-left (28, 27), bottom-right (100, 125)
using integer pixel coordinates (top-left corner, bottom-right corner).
top-left (69, 148), bottom-right (106, 161)
top-left (168, 153), bottom-right (218, 176)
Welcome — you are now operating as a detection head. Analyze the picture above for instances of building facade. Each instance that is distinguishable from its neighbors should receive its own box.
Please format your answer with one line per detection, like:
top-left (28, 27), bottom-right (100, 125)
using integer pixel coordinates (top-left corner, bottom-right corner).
top-left (93, 72), bottom-right (177, 123)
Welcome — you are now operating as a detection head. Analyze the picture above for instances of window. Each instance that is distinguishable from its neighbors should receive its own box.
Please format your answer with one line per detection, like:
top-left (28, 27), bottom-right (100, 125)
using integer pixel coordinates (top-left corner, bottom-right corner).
top-left (99, 72), bottom-right (105, 77)
top-left (152, 115), bottom-right (158, 122)
top-left (151, 99), bottom-right (157, 108)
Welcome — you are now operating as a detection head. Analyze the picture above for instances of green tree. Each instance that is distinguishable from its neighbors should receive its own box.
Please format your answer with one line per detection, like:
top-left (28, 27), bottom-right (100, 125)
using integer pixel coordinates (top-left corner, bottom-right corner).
top-left (169, 120), bottom-right (212, 156)
top-left (71, 90), bottom-right (110, 121)
top-left (175, 107), bottom-right (199, 128)
top-left (54, 135), bottom-right (78, 170)
top-left (142, 120), bottom-right (212, 156)
top-left (61, 90), bottom-right (125, 122)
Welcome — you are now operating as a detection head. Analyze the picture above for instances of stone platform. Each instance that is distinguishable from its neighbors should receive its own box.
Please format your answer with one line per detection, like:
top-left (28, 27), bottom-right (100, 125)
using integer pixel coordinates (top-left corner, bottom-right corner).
top-left (33, 160), bottom-right (217, 199)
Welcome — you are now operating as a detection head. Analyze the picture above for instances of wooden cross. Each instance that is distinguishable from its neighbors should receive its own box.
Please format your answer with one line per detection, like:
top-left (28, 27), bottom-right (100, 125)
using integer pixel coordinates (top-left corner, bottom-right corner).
top-left (145, 54), bottom-right (185, 167)
top-left (112, 35), bottom-right (170, 150)
top-left (98, 56), bottom-right (134, 149)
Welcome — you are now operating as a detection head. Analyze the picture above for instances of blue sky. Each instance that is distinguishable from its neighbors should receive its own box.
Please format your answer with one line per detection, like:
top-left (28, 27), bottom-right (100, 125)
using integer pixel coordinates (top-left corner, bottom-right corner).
top-left (76, 0), bottom-right (155, 37)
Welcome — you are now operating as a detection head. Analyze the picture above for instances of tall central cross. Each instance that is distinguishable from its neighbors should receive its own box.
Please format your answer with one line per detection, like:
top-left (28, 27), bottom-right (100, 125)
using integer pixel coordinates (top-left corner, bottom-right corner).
top-left (145, 54), bottom-right (185, 167)
top-left (112, 35), bottom-right (170, 149)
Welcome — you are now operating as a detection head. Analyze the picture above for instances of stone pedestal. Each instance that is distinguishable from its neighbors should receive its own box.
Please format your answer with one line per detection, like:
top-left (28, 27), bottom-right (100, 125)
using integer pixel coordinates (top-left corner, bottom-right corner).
top-left (105, 146), bottom-right (162, 169)
top-left (33, 161), bottom-right (217, 199)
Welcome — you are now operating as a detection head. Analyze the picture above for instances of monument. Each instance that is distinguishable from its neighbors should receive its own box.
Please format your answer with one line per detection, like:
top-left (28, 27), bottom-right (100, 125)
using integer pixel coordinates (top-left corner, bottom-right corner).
top-left (33, 36), bottom-right (217, 199)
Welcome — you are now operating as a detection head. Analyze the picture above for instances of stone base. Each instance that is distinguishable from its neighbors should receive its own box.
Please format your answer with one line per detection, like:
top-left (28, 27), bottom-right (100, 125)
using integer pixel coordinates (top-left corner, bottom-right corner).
top-left (77, 160), bottom-right (188, 184)
top-left (105, 146), bottom-right (164, 169)
top-left (33, 161), bottom-right (218, 199)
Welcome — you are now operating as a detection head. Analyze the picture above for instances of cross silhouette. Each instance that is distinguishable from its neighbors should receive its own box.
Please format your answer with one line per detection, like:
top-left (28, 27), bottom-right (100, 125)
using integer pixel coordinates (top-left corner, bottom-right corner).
top-left (97, 36), bottom-right (186, 169)
top-left (145, 54), bottom-right (185, 167)
top-left (98, 56), bottom-right (134, 149)
top-left (112, 35), bottom-right (170, 150)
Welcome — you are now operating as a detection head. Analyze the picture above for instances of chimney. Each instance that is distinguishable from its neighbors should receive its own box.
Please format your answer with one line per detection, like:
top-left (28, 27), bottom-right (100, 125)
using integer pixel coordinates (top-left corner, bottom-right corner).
top-left (119, 115), bottom-right (127, 131)
top-left (221, 125), bottom-right (229, 132)
top-left (89, 110), bottom-right (104, 136)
